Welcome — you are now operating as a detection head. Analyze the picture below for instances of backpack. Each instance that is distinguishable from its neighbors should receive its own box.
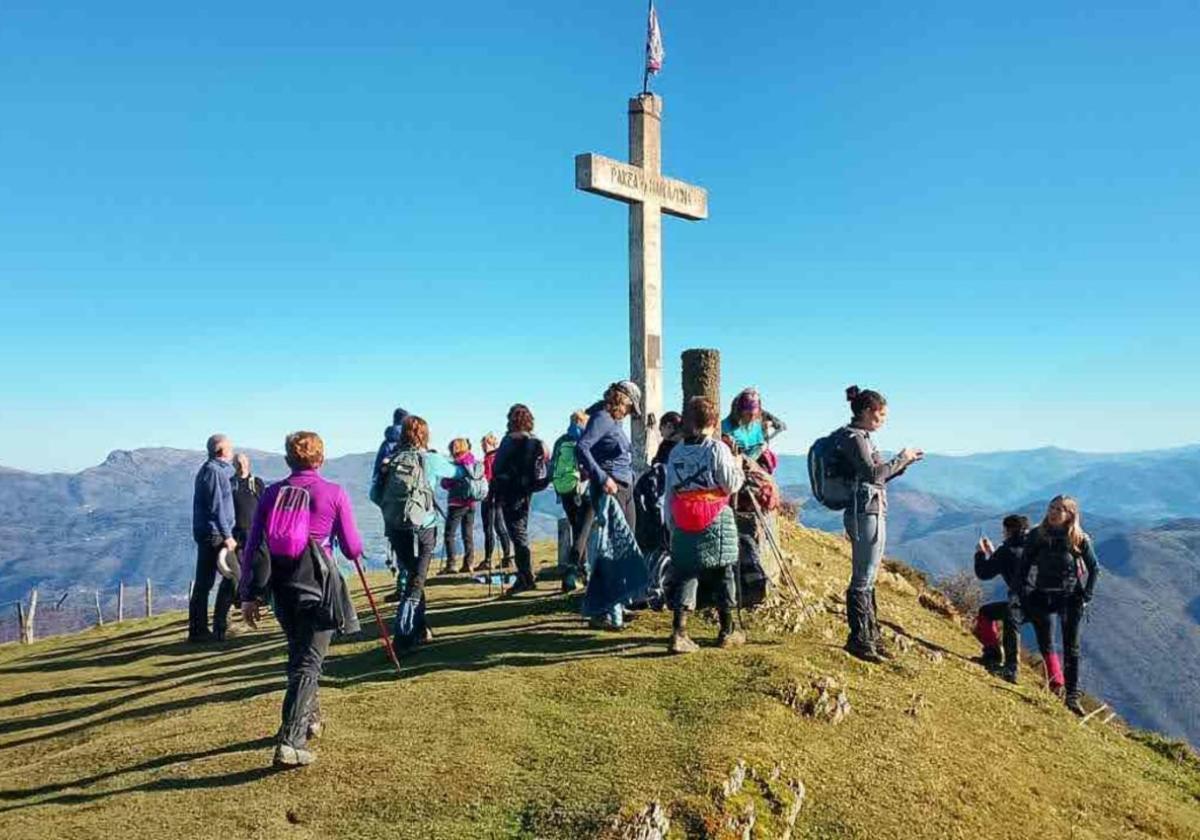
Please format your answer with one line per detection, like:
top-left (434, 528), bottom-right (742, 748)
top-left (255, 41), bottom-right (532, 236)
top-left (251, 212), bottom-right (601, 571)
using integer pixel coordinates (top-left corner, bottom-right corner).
top-left (458, 461), bottom-right (489, 503)
top-left (1028, 529), bottom-right (1086, 595)
top-left (261, 482), bottom-right (348, 631)
top-left (736, 455), bottom-right (781, 515)
top-left (552, 438), bottom-right (584, 497)
top-left (379, 449), bottom-right (435, 532)
top-left (808, 427), bottom-right (856, 511)
top-left (632, 462), bottom-right (669, 553)
top-left (266, 484), bottom-right (313, 560)
top-left (498, 435), bottom-right (551, 498)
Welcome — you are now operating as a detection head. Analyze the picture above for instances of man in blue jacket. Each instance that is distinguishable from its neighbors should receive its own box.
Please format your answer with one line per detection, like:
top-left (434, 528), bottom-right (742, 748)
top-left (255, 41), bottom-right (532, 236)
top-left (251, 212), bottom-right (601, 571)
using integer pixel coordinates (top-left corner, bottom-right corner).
top-left (189, 434), bottom-right (237, 642)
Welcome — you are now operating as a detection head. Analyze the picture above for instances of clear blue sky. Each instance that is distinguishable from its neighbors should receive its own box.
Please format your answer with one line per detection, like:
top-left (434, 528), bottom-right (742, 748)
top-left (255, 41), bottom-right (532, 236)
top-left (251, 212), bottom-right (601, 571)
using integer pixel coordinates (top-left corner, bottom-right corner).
top-left (2, 1), bottom-right (1198, 472)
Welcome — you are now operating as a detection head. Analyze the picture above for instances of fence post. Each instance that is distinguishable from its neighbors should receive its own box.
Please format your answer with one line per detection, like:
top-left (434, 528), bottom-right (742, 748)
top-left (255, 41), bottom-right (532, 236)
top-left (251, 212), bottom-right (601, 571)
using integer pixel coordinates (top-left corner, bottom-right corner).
top-left (94, 590), bottom-right (104, 627)
top-left (16, 602), bottom-right (27, 644)
top-left (25, 589), bottom-right (38, 643)
top-left (145, 579), bottom-right (152, 618)
top-left (117, 582), bottom-right (124, 623)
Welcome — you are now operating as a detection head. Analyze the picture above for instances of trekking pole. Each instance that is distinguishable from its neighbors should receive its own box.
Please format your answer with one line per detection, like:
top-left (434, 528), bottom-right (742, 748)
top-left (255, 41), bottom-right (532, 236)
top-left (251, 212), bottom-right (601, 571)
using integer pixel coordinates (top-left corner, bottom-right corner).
top-left (747, 494), bottom-right (804, 599)
top-left (350, 555), bottom-right (402, 677)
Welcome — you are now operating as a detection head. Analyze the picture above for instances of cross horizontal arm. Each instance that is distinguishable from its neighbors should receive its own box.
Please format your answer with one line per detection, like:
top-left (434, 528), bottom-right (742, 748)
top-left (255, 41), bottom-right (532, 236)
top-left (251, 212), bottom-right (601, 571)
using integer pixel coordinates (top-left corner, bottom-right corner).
top-left (575, 153), bottom-right (708, 220)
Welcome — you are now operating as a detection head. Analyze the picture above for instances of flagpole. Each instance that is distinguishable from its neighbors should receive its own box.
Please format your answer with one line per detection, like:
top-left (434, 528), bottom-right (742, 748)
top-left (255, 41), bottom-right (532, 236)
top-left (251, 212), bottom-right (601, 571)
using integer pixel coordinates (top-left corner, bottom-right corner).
top-left (642, 0), bottom-right (652, 95)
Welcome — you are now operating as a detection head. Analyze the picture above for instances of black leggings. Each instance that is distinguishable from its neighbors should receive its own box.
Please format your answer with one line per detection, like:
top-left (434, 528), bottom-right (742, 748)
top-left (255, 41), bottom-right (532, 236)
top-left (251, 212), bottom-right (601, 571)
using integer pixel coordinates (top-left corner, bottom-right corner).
top-left (501, 499), bottom-right (533, 585)
top-left (1027, 590), bottom-right (1085, 696)
top-left (481, 497), bottom-right (511, 562)
top-left (443, 504), bottom-right (476, 567)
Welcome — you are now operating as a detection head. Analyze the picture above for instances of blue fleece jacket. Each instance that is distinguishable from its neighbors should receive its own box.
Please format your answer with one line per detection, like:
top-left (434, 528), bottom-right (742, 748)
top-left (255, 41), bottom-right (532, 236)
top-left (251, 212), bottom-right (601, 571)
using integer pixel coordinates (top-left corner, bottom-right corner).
top-left (192, 458), bottom-right (235, 542)
top-left (372, 424), bottom-right (405, 481)
top-left (576, 403), bottom-right (633, 487)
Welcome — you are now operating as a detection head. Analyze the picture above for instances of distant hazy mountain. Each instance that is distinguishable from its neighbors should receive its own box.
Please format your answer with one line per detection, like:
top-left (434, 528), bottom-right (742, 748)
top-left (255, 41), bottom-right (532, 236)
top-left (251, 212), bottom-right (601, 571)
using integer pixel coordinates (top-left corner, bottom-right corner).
top-left (0, 447), bottom-right (562, 609)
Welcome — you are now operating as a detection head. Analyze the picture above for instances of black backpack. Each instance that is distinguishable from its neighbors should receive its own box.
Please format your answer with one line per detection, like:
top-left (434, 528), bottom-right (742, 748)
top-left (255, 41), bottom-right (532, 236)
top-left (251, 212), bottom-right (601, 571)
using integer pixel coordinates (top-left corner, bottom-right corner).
top-left (1027, 528), bottom-right (1085, 595)
top-left (632, 463), bottom-right (669, 554)
top-left (807, 427), bottom-right (857, 511)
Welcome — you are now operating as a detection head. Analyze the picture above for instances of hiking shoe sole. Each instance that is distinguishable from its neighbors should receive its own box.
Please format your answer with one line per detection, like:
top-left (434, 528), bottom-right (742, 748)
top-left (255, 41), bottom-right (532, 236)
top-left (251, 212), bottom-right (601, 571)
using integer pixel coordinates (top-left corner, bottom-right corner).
top-left (273, 744), bottom-right (315, 768)
top-left (717, 630), bottom-right (747, 649)
top-left (668, 634), bottom-right (700, 655)
top-left (845, 644), bottom-right (885, 664)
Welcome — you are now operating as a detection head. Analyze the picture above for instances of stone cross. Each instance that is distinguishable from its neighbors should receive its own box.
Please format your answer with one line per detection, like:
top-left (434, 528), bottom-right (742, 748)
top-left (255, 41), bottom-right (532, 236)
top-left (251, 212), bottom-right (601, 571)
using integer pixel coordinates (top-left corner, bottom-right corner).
top-left (575, 93), bottom-right (708, 469)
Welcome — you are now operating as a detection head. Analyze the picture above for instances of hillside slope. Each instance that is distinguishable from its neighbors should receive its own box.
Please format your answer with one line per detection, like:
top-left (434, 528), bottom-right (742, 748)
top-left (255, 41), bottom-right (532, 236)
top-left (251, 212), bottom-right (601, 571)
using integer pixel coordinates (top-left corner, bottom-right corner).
top-left (1, 525), bottom-right (1197, 839)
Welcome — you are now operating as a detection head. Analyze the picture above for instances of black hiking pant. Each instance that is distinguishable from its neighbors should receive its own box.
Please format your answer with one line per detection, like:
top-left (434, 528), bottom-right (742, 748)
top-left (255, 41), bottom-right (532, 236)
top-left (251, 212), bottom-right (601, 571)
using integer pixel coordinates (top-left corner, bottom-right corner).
top-left (1027, 590), bottom-right (1086, 697)
top-left (443, 504), bottom-right (476, 569)
top-left (588, 481), bottom-right (636, 534)
top-left (560, 491), bottom-right (594, 575)
top-left (481, 496), bottom-right (511, 563)
top-left (978, 599), bottom-right (1021, 670)
top-left (501, 498), bottom-right (534, 585)
top-left (273, 586), bottom-right (332, 749)
top-left (390, 527), bottom-right (437, 647)
top-left (189, 535), bottom-right (235, 639)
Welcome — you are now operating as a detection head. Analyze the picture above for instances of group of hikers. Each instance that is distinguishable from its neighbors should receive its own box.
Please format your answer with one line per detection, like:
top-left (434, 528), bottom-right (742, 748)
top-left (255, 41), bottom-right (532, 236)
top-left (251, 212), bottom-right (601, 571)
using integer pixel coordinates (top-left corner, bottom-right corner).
top-left (188, 382), bottom-right (1100, 768)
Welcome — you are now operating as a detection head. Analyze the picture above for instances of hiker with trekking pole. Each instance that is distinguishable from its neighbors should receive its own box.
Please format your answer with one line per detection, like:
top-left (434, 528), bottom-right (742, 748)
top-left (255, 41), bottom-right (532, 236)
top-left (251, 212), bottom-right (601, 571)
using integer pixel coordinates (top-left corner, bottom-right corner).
top-left (1020, 495), bottom-right (1100, 716)
top-left (807, 386), bottom-right (923, 664)
top-left (662, 396), bottom-right (746, 654)
top-left (239, 431), bottom-right (386, 768)
top-left (370, 415), bottom-right (469, 652)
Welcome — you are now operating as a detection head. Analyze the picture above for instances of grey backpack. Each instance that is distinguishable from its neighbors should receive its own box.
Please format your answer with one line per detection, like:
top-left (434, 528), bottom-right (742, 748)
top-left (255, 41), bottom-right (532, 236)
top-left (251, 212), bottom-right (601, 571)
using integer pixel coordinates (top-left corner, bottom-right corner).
top-left (379, 448), bottom-right (434, 532)
top-left (807, 427), bottom-right (856, 511)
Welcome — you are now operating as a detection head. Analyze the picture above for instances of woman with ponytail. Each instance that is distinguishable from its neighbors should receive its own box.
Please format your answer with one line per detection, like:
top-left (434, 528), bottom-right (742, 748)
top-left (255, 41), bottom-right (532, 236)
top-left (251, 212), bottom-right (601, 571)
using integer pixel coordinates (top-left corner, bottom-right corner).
top-left (836, 385), bottom-right (924, 662)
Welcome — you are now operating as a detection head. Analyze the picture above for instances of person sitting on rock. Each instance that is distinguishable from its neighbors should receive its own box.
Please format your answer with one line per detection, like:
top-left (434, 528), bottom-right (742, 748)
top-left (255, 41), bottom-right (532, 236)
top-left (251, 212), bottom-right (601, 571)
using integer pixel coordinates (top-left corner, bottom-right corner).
top-left (663, 396), bottom-right (745, 654)
top-left (972, 514), bottom-right (1030, 682)
top-left (721, 387), bottom-right (786, 471)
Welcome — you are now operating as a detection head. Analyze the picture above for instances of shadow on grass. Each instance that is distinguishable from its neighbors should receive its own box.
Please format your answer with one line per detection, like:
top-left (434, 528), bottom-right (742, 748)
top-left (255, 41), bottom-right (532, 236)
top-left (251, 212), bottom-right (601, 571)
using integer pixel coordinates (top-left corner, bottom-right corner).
top-left (0, 630), bottom-right (280, 676)
top-left (0, 736), bottom-right (276, 804)
top-left (0, 737), bottom-right (280, 813)
top-left (0, 659), bottom-right (286, 749)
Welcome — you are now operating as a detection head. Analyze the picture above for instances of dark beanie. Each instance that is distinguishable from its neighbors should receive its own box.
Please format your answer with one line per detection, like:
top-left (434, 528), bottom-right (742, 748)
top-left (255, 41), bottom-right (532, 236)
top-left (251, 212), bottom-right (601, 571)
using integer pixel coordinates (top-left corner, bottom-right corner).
top-left (393, 407), bottom-right (409, 425)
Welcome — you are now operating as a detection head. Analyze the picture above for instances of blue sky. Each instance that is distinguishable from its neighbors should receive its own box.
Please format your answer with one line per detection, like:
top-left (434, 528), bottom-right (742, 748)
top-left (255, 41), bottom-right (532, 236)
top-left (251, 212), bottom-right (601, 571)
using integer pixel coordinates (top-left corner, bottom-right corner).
top-left (2, 1), bottom-right (1198, 472)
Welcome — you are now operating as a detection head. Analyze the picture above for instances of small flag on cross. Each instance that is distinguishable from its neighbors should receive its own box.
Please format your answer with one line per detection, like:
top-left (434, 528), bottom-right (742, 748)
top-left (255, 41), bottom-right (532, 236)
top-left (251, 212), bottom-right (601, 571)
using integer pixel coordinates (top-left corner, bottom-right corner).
top-left (645, 1), bottom-right (665, 87)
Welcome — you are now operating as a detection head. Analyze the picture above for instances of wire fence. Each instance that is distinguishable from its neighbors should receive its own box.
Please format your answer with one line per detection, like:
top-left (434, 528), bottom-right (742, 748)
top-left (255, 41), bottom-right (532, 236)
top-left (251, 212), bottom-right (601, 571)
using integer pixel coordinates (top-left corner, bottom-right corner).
top-left (0, 582), bottom-right (191, 645)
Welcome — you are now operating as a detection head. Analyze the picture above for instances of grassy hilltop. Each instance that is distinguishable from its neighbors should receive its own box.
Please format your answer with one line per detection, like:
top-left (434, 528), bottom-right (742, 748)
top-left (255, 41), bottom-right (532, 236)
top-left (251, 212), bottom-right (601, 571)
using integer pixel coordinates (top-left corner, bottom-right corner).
top-left (1, 524), bottom-right (1198, 839)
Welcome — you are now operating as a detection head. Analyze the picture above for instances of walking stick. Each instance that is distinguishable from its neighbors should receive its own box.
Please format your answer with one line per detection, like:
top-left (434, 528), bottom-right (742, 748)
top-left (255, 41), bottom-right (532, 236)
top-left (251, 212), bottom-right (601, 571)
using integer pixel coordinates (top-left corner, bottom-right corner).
top-left (351, 556), bottom-right (402, 676)
top-left (747, 493), bottom-right (804, 599)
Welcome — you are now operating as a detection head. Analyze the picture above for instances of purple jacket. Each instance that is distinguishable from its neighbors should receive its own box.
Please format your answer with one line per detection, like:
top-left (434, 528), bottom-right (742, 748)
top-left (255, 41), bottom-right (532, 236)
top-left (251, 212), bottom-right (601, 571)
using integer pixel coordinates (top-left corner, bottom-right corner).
top-left (240, 469), bottom-right (363, 600)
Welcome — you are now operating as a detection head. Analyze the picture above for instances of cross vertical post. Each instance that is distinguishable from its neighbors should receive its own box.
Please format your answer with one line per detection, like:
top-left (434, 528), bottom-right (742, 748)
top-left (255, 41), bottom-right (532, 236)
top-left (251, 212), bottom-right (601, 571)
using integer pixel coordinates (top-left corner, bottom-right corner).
top-left (575, 93), bottom-right (708, 470)
top-left (628, 93), bottom-right (663, 468)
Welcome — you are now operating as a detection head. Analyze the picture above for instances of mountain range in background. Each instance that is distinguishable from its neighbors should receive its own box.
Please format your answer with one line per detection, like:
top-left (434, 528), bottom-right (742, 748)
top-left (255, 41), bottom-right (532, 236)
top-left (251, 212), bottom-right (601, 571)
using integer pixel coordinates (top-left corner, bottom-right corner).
top-left (1, 444), bottom-right (1197, 747)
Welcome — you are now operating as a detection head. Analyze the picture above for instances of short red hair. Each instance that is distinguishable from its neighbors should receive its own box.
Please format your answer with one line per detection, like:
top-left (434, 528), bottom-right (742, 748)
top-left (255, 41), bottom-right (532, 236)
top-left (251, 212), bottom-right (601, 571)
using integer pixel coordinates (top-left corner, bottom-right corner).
top-left (285, 431), bottom-right (325, 470)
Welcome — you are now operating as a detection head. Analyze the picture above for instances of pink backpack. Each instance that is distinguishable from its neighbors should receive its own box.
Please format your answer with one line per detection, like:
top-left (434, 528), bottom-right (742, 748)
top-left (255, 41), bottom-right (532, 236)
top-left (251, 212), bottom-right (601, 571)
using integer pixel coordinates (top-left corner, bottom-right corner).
top-left (266, 482), bottom-right (313, 560)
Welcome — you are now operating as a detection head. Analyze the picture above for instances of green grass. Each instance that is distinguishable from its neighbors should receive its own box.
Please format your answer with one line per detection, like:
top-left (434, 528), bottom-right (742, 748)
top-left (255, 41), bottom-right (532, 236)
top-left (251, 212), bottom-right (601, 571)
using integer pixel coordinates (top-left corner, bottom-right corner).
top-left (1, 525), bottom-right (1198, 839)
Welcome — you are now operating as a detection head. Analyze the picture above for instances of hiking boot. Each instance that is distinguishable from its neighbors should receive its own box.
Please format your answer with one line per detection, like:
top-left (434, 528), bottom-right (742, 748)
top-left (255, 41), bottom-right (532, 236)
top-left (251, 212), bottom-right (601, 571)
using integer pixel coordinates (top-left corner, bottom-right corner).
top-left (588, 616), bottom-right (624, 632)
top-left (500, 555), bottom-right (515, 569)
top-left (668, 632), bottom-right (700, 655)
top-left (438, 565), bottom-right (456, 576)
top-left (272, 744), bottom-right (315, 768)
top-left (978, 646), bottom-right (1003, 671)
top-left (1000, 666), bottom-right (1019, 685)
top-left (717, 629), bottom-right (747, 649)
top-left (474, 559), bottom-right (492, 572)
top-left (187, 630), bottom-right (215, 644)
top-left (504, 579), bottom-right (535, 597)
top-left (845, 640), bottom-right (886, 664)
top-left (1065, 694), bottom-right (1086, 717)
top-left (561, 573), bottom-right (579, 593)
